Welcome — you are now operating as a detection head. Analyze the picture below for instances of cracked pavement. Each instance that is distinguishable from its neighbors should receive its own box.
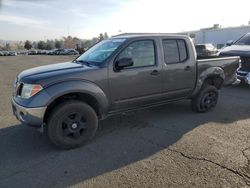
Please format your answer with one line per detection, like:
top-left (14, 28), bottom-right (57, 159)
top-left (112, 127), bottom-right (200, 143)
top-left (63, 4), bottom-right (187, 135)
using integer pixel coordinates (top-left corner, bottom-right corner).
top-left (0, 56), bottom-right (250, 187)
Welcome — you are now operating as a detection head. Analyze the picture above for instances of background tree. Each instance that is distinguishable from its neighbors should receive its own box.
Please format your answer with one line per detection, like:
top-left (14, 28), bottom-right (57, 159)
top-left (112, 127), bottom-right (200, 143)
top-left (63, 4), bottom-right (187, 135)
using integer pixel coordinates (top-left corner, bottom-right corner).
top-left (98, 33), bottom-right (104, 41)
top-left (55, 40), bottom-right (63, 49)
top-left (104, 32), bottom-right (109, 39)
top-left (63, 36), bottom-right (75, 48)
top-left (73, 37), bottom-right (80, 45)
top-left (91, 37), bottom-right (99, 45)
top-left (11, 33), bottom-right (110, 51)
top-left (37, 41), bottom-right (46, 50)
top-left (11, 42), bottom-right (24, 50)
top-left (81, 40), bottom-right (91, 50)
top-left (17, 42), bottom-right (24, 50)
top-left (32, 41), bottom-right (37, 49)
top-left (5, 43), bottom-right (11, 51)
top-left (45, 40), bottom-right (54, 50)
top-left (24, 40), bottom-right (32, 50)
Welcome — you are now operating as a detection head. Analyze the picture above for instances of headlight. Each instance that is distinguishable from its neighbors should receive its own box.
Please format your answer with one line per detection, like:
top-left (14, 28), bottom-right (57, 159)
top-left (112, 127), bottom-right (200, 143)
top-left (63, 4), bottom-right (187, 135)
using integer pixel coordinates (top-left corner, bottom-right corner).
top-left (21, 84), bottom-right (43, 99)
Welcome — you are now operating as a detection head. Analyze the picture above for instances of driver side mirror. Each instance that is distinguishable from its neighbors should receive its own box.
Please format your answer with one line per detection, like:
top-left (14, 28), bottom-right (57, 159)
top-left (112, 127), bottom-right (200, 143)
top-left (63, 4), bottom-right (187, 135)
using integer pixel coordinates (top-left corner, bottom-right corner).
top-left (115, 57), bottom-right (134, 71)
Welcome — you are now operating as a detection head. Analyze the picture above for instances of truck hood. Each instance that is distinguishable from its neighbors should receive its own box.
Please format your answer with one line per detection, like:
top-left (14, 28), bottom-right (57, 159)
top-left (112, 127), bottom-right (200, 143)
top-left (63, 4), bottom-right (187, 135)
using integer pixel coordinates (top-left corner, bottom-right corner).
top-left (18, 62), bottom-right (83, 80)
top-left (220, 45), bottom-right (250, 56)
top-left (17, 61), bottom-right (101, 86)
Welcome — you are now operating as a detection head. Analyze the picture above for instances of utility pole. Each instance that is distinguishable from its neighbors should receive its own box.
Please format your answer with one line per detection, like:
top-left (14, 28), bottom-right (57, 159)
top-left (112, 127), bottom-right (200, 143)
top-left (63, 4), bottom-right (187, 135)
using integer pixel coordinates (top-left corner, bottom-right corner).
top-left (67, 25), bottom-right (70, 36)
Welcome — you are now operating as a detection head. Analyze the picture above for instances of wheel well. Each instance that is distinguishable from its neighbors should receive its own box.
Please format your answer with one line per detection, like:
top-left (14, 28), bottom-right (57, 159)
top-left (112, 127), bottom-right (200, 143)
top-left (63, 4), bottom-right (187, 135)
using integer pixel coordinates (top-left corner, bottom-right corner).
top-left (44, 93), bottom-right (101, 124)
top-left (203, 76), bottom-right (224, 89)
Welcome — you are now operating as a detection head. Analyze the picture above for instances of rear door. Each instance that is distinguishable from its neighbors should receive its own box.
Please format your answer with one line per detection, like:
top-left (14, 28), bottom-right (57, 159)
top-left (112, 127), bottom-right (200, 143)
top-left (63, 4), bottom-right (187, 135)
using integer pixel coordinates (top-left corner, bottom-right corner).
top-left (109, 38), bottom-right (163, 111)
top-left (161, 38), bottom-right (196, 99)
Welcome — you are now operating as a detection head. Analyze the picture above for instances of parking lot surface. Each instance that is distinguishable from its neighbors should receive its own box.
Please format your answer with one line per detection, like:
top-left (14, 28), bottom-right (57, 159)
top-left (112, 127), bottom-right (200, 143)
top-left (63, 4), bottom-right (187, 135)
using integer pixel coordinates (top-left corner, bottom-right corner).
top-left (0, 56), bottom-right (250, 187)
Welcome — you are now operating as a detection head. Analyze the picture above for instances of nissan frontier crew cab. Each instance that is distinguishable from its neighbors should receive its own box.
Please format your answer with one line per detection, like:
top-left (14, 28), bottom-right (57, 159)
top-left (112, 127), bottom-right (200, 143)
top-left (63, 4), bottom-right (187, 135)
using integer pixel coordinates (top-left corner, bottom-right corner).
top-left (12, 34), bottom-right (240, 149)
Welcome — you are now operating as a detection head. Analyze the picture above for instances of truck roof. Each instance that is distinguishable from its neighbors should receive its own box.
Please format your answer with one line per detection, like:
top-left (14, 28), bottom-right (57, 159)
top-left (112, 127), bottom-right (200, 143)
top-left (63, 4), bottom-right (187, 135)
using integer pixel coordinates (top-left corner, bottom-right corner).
top-left (112, 33), bottom-right (189, 39)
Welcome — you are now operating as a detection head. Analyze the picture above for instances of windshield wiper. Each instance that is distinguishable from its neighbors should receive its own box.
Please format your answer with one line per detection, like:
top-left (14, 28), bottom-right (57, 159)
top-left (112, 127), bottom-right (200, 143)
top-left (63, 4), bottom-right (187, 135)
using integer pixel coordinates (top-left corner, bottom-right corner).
top-left (73, 60), bottom-right (92, 66)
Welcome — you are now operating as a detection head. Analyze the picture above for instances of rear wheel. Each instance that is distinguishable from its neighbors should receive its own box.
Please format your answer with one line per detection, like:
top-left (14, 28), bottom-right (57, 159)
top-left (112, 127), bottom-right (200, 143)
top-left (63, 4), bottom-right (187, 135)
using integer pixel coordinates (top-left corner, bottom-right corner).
top-left (191, 85), bottom-right (218, 113)
top-left (47, 100), bottom-right (98, 149)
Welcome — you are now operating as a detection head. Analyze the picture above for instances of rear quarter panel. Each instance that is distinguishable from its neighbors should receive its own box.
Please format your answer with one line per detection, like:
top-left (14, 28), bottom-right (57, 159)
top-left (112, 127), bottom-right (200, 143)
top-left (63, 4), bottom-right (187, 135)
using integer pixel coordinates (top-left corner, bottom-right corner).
top-left (192, 56), bottom-right (239, 96)
top-left (197, 56), bottom-right (239, 85)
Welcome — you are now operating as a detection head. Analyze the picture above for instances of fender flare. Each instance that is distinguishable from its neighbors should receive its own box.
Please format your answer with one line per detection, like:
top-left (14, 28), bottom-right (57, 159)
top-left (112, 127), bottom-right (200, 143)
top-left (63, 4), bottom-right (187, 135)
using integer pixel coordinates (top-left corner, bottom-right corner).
top-left (45, 80), bottom-right (110, 118)
top-left (191, 67), bottom-right (225, 97)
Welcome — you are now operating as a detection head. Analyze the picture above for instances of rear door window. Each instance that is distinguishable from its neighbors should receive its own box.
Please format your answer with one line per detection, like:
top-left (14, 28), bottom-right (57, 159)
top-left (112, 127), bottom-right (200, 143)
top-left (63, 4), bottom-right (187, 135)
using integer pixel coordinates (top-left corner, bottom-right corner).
top-left (163, 39), bottom-right (188, 64)
top-left (162, 40), bottom-right (179, 63)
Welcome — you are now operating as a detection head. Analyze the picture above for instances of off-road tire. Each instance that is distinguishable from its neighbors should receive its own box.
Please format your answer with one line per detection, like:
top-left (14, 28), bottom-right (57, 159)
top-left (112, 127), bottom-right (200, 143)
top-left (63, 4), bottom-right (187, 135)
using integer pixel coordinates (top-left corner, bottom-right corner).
top-left (47, 100), bottom-right (98, 149)
top-left (191, 85), bottom-right (219, 113)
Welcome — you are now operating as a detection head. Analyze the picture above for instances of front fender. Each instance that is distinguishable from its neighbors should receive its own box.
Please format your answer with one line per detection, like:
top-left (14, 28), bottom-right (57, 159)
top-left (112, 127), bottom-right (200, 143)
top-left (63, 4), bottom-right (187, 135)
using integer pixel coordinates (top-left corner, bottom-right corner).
top-left (45, 80), bottom-right (110, 117)
top-left (192, 67), bottom-right (225, 97)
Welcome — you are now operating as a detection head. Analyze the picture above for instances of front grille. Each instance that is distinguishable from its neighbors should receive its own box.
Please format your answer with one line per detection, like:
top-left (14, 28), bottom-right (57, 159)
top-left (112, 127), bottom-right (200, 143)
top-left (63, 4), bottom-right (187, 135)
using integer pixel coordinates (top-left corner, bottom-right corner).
top-left (240, 57), bottom-right (250, 72)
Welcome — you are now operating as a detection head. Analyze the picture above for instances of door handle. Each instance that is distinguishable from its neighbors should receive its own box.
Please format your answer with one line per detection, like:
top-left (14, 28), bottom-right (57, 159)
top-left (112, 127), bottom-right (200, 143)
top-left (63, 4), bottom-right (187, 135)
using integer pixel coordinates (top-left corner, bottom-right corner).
top-left (150, 70), bottom-right (159, 75)
top-left (184, 66), bottom-right (191, 71)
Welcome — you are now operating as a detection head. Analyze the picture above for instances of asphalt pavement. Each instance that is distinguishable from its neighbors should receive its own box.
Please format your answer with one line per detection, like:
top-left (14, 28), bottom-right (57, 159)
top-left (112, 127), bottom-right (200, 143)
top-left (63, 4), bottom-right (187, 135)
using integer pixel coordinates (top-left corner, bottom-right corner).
top-left (0, 56), bottom-right (250, 187)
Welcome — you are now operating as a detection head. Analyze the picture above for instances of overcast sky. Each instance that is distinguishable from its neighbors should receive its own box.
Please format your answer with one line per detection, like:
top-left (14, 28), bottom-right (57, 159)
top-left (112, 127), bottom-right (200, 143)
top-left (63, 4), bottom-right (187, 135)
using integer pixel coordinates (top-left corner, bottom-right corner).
top-left (0, 0), bottom-right (249, 41)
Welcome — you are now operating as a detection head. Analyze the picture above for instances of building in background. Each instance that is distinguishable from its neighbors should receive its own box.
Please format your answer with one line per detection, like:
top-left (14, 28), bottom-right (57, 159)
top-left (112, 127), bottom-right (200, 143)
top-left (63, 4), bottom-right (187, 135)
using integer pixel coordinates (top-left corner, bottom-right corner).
top-left (182, 24), bottom-right (250, 49)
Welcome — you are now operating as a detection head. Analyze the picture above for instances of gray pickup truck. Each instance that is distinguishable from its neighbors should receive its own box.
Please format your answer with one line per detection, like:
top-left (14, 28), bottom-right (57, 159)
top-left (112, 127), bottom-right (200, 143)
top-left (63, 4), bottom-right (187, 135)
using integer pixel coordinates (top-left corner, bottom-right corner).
top-left (12, 34), bottom-right (239, 149)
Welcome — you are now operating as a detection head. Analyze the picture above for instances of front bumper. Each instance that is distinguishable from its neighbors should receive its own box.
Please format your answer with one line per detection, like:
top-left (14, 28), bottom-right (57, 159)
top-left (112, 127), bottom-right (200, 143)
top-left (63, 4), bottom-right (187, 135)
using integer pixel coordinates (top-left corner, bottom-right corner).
top-left (11, 99), bottom-right (47, 127)
top-left (237, 70), bottom-right (250, 85)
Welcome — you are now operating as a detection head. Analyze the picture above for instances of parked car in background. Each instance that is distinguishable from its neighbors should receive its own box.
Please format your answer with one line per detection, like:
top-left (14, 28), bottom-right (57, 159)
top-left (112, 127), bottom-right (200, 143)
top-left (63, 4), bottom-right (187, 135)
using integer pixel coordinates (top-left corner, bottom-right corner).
top-left (48, 49), bottom-right (79, 55)
top-left (12, 34), bottom-right (239, 149)
top-left (41, 50), bottom-right (47, 55)
top-left (9, 51), bottom-right (17, 56)
top-left (24, 49), bottom-right (79, 56)
top-left (47, 49), bottom-right (57, 55)
top-left (65, 49), bottom-right (79, 55)
top-left (36, 50), bottom-right (47, 55)
top-left (17, 50), bottom-right (28, 55)
top-left (28, 50), bottom-right (37, 55)
top-left (36, 50), bottom-right (42, 55)
top-left (57, 49), bottom-right (68, 55)
top-left (219, 33), bottom-right (250, 85)
top-left (0, 51), bottom-right (18, 56)
top-left (3, 51), bottom-right (10, 56)
top-left (52, 49), bottom-right (65, 55)
top-left (195, 44), bottom-right (218, 59)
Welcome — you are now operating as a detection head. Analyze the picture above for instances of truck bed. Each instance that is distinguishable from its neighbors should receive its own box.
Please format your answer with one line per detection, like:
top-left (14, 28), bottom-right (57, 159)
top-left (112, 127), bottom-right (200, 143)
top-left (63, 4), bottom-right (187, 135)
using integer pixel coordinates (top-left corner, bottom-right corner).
top-left (197, 56), bottom-right (240, 85)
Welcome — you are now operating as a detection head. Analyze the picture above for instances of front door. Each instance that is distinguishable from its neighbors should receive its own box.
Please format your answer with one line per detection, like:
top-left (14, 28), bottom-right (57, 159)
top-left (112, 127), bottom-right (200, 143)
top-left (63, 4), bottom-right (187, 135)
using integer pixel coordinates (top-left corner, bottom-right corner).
top-left (109, 39), bottom-right (162, 111)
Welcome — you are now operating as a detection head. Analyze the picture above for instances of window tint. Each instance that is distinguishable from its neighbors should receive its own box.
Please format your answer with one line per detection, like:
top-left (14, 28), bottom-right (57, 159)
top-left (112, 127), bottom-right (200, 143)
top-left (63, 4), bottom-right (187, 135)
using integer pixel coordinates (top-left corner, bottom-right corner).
top-left (235, 33), bottom-right (250, 45)
top-left (163, 39), bottom-right (188, 64)
top-left (117, 40), bottom-right (155, 68)
top-left (163, 40), bottom-right (179, 63)
top-left (177, 40), bottom-right (188, 62)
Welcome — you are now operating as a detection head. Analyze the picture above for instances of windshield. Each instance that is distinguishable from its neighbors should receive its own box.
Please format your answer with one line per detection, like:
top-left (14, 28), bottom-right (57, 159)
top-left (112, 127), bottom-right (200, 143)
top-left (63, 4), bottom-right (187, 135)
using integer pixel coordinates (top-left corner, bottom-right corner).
top-left (235, 34), bottom-right (250, 45)
top-left (75, 38), bottom-right (126, 64)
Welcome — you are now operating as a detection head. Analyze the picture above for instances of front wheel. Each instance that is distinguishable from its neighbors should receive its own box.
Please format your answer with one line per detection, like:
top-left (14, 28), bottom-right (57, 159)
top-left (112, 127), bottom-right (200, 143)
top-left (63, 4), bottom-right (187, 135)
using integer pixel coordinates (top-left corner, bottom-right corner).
top-left (191, 85), bottom-right (219, 113)
top-left (47, 100), bottom-right (98, 149)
